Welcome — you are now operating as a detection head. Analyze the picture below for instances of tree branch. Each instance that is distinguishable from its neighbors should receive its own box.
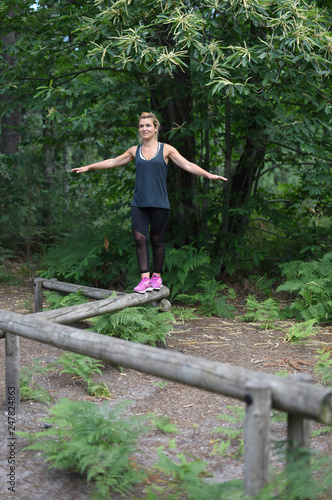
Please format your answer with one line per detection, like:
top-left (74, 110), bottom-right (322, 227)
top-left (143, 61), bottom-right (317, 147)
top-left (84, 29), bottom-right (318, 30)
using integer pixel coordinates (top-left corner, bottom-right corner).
top-left (267, 141), bottom-right (331, 161)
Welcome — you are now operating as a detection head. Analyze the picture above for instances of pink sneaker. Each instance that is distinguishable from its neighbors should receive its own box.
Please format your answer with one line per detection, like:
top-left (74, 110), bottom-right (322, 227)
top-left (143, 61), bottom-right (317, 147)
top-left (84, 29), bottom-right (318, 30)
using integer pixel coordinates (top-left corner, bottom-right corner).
top-left (151, 273), bottom-right (163, 290)
top-left (133, 277), bottom-right (153, 294)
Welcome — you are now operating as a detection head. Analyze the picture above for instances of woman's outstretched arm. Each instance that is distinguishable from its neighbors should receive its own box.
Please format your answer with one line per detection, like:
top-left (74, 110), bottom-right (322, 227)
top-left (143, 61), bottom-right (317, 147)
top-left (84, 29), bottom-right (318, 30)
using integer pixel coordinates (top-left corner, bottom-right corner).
top-left (71, 147), bottom-right (136, 173)
top-left (165, 144), bottom-right (227, 181)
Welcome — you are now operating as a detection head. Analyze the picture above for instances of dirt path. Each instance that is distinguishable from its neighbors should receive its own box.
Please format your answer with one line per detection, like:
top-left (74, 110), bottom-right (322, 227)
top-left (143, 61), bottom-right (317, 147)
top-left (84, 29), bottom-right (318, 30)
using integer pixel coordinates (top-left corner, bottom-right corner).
top-left (0, 281), bottom-right (331, 500)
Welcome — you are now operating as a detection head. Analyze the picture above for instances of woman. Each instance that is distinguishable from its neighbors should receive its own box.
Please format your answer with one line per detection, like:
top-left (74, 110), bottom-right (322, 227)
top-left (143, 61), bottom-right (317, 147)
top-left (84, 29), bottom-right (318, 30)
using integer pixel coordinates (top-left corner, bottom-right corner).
top-left (72, 112), bottom-right (227, 293)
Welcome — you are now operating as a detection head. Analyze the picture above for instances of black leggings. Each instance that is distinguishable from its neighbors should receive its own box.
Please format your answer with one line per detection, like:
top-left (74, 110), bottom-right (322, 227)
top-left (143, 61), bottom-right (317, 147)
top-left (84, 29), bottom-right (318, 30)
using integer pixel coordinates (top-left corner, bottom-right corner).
top-left (131, 206), bottom-right (170, 274)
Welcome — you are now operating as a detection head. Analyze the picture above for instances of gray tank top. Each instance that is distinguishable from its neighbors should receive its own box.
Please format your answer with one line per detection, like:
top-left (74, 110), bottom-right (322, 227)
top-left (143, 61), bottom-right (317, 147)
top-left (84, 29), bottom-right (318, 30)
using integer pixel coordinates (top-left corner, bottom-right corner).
top-left (131, 142), bottom-right (170, 209)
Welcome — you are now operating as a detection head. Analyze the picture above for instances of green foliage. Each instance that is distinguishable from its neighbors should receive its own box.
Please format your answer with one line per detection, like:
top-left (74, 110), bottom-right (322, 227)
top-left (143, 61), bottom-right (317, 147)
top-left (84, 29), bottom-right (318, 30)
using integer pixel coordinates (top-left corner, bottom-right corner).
top-left (39, 219), bottom-right (132, 288)
top-left (20, 359), bottom-right (54, 406)
top-left (15, 396), bottom-right (332, 500)
top-left (0, 264), bottom-right (21, 285)
top-left (147, 413), bottom-right (179, 434)
top-left (17, 399), bottom-right (147, 499)
top-left (314, 348), bottom-right (332, 386)
top-left (144, 445), bottom-right (223, 500)
top-left (44, 290), bottom-right (90, 309)
top-left (211, 405), bottom-right (245, 459)
top-left (50, 352), bottom-right (111, 398)
top-left (90, 305), bottom-right (175, 347)
top-left (1, 0), bottom-right (331, 275)
top-left (171, 306), bottom-right (199, 323)
top-left (277, 252), bottom-right (332, 323)
top-left (43, 286), bottom-right (175, 349)
top-left (283, 319), bottom-right (318, 344)
top-left (249, 274), bottom-right (277, 298)
top-left (152, 380), bottom-right (168, 390)
top-left (176, 278), bottom-right (236, 318)
top-left (243, 295), bottom-right (281, 329)
top-left (256, 450), bottom-right (332, 500)
top-left (163, 245), bottom-right (218, 300)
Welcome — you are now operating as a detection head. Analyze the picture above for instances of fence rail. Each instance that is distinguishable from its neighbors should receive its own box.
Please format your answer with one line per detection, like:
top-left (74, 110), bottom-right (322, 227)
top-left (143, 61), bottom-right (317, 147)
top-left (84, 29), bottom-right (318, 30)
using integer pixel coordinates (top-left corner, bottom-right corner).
top-left (1, 278), bottom-right (331, 497)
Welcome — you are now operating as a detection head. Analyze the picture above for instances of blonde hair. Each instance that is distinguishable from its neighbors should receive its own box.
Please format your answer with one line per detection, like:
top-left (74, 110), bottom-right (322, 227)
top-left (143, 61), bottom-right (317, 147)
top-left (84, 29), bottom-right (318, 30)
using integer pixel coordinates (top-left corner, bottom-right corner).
top-left (138, 112), bottom-right (160, 141)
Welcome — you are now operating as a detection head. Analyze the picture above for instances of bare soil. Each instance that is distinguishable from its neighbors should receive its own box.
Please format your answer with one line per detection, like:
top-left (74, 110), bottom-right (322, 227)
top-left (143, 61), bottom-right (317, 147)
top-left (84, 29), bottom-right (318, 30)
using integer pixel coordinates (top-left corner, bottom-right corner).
top-left (0, 279), bottom-right (331, 500)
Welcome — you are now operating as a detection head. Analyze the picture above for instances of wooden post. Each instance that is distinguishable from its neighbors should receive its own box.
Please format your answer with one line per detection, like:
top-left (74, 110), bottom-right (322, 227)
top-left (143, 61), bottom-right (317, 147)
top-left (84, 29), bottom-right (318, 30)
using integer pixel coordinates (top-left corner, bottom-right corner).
top-left (244, 380), bottom-right (272, 497)
top-left (5, 333), bottom-right (20, 415)
top-left (287, 373), bottom-right (312, 453)
top-left (34, 277), bottom-right (44, 312)
top-left (286, 374), bottom-right (312, 494)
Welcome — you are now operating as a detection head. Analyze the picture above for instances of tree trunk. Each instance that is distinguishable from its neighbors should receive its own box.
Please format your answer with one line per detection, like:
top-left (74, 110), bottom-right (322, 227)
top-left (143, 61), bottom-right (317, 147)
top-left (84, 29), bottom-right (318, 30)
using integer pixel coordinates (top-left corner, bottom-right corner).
top-left (217, 104), bottom-right (266, 267)
top-left (228, 133), bottom-right (266, 235)
top-left (150, 66), bottom-right (198, 244)
top-left (1, 30), bottom-right (21, 158)
top-left (41, 116), bottom-right (55, 226)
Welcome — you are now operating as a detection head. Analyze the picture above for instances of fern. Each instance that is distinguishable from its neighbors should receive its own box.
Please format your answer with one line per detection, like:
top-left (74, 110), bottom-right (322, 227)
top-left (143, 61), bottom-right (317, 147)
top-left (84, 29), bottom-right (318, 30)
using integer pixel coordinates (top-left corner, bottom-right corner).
top-left (314, 348), bottom-right (332, 386)
top-left (39, 219), bottom-right (133, 288)
top-left (16, 399), bottom-right (147, 499)
top-left (211, 405), bottom-right (245, 458)
top-left (147, 413), bottom-right (179, 434)
top-left (20, 359), bottom-right (54, 406)
top-left (145, 445), bottom-right (244, 500)
top-left (48, 352), bottom-right (111, 398)
top-left (44, 290), bottom-right (89, 310)
top-left (176, 279), bottom-right (236, 318)
top-left (249, 273), bottom-right (277, 298)
top-left (90, 305), bottom-right (175, 346)
top-left (55, 352), bottom-right (103, 379)
top-left (283, 319), bottom-right (318, 343)
top-left (44, 290), bottom-right (174, 347)
top-left (242, 295), bottom-right (281, 329)
top-left (163, 244), bottom-right (217, 300)
top-left (277, 252), bottom-right (332, 322)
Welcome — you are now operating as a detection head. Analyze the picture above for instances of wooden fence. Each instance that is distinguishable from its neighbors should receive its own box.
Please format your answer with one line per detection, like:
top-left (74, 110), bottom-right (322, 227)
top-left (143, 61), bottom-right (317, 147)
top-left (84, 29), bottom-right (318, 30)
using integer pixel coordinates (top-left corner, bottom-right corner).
top-left (1, 278), bottom-right (331, 497)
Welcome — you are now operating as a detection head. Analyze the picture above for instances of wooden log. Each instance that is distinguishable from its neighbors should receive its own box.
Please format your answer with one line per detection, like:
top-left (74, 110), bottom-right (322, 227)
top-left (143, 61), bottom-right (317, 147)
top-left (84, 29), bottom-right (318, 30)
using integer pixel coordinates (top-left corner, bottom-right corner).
top-left (0, 310), bottom-right (331, 424)
top-left (34, 277), bottom-right (43, 312)
top-left (287, 374), bottom-right (312, 453)
top-left (5, 332), bottom-right (20, 415)
top-left (30, 287), bottom-right (170, 324)
top-left (34, 278), bottom-right (125, 304)
top-left (244, 380), bottom-right (272, 496)
top-left (152, 299), bottom-right (172, 312)
top-left (286, 374), bottom-right (313, 495)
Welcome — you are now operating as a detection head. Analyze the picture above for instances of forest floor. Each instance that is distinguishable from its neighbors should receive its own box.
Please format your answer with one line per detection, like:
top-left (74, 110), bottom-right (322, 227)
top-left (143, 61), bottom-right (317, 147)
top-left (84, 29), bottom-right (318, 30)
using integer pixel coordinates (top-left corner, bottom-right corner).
top-left (0, 273), bottom-right (331, 500)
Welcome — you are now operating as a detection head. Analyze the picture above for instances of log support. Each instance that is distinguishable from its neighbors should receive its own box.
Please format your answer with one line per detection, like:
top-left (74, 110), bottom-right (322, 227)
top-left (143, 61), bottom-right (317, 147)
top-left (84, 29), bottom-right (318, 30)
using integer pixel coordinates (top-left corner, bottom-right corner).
top-left (244, 380), bottom-right (272, 496)
top-left (287, 374), bottom-right (312, 454)
top-left (34, 277), bottom-right (43, 312)
top-left (1, 279), bottom-right (332, 497)
top-left (5, 332), bottom-right (20, 415)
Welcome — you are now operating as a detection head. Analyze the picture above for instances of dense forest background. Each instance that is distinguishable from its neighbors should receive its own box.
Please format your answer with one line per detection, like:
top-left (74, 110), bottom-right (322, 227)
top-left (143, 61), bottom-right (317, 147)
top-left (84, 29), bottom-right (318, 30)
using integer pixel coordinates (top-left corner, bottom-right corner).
top-left (0, 0), bottom-right (331, 298)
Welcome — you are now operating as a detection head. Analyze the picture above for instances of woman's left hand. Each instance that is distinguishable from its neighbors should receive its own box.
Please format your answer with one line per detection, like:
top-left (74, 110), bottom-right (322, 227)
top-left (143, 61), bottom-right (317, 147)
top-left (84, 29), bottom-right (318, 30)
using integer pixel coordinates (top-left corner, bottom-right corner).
top-left (207, 173), bottom-right (228, 181)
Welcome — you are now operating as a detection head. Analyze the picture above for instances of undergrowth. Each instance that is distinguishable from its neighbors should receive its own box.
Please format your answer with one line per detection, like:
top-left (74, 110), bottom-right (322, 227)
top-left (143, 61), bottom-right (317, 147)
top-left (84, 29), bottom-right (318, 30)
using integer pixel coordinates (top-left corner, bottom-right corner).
top-left (90, 305), bottom-right (174, 347)
top-left (20, 359), bottom-right (54, 406)
top-left (176, 279), bottom-right (236, 318)
top-left (20, 353), bottom-right (111, 403)
top-left (315, 348), bottom-right (332, 387)
top-left (44, 290), bottom-right (175, 347)
top-left (277, 252), bottom-right (332, 323)
top-left (242, 295), bottom-right (280, 329)
top-left (50, 352), bottom-right (111, 397)
top-left (210, 405), bottom-right (245, 459)
top-left (16, 398), bottom-right (332, 500)
top-left (17, 399), bottom-right (147, 499)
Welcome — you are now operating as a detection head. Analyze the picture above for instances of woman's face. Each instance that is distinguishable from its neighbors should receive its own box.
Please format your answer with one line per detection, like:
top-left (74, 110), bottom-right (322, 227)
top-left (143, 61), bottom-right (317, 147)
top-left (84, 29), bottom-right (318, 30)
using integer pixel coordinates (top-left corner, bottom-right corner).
top-left (139, 118), bottom-right (158, 140)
